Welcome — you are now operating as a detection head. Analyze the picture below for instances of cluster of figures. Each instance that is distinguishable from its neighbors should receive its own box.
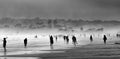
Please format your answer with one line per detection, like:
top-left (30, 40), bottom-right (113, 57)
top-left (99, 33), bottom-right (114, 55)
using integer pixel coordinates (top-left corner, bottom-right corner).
top-left (90, 35), bottom-right (108, 44)
top-left (2, 37), bottom-right (28, 51)
top-left (49, 35), bottom-right (108, 46)
top-left (50, 35), bottom-right (78, 46)
top-left (2, 34), bottom-right (108, 51)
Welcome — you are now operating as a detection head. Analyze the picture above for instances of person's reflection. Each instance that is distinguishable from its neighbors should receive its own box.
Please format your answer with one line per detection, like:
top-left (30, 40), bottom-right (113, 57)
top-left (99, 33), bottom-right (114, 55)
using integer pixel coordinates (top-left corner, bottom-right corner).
top-left (50, 45), bottom-right (54, 50)
top-left (3, 48), bottom-right (7, 58)
top-left (3, 47), bottom-right (6, 52)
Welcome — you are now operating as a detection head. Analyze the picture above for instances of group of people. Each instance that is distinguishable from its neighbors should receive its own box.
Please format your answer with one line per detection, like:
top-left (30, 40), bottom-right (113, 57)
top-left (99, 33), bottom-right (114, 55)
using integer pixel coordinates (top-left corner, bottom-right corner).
top-left (50, 35), bottom-right (78, 46)
top-left (2, 34), bottom-right (108, 51)
top-left (2, 38), bottom-right (28, 50)
top-left (89, 35), bottom-right (108, 44)
top-left (63, 36), bottom-right (69, 44)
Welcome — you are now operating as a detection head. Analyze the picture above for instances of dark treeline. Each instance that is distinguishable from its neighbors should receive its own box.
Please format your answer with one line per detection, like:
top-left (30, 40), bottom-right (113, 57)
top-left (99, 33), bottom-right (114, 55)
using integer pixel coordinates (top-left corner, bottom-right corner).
top-left (0, 17), bottom-right (120, 29)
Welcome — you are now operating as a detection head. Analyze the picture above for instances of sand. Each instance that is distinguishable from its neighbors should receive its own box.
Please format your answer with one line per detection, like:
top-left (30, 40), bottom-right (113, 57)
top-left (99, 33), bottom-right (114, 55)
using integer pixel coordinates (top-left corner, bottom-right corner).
top-left (0, 35), bottom-right (120, 59)
top-left (1, 44), bottom-right (120, 59)
top-left (1, 43), bottom-right (120, 59)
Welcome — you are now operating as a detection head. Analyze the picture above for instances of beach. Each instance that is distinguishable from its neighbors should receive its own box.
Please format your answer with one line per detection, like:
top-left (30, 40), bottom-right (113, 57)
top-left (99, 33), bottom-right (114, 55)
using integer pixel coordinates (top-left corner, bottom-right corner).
top-left (0, 0), bottom-right (120, 59)
top-left (0, 34), bottom-right (119, 59)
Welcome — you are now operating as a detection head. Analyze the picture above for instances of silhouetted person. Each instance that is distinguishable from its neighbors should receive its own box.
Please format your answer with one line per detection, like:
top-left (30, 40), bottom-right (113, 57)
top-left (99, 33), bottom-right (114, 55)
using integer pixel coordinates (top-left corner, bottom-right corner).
top-left (24, 38), bottom-right (28, 48)
top-left (3, 38), bottom-right (7, 49)
top-left (103, 35), bottom-right (107, 44)
top-left (55, 35), bottom-right (58, 42)
top-left (35, 35), bottom-right (38, 38)
top-left (72, 36), bottom-right (77, 46)
top-left (50, 35), bottom-right (54, 46)
top-left (66, 36), bottom-right (69, 44)
top-left (90, 35), bottom-right (93, 42)
top-left (63, 36), bottom-right (66, 42)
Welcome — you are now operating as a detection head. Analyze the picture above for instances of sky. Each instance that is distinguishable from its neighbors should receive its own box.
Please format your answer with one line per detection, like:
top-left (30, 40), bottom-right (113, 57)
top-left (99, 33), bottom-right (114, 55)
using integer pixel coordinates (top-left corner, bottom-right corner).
top-left (0, 0), bottom-right (120, 20)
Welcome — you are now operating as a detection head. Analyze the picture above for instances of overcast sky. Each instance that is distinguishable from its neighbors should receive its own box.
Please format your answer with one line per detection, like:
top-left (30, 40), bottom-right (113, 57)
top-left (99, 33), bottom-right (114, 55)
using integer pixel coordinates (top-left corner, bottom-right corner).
top-left (0, 0), bottom-right (120, 20)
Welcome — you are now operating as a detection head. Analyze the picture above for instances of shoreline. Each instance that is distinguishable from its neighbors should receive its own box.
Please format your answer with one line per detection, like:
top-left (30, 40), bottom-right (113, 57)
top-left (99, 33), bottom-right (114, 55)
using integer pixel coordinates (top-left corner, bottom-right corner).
top-left (1, 43), bottom-right (120, 59)
top-left (0, 36), bottom-right (119, 59)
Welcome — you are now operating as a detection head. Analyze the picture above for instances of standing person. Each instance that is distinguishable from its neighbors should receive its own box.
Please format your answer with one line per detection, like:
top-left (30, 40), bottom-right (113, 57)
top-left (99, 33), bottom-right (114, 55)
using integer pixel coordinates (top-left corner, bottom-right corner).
top-left (66, 36), bottom-right (69, 44)
top-left (3, 38), bottom-right (7, 49)
top-left (50, 35), bottom-right (54, 46)
top-left (55, 35), bottom-right (58, 42)
top-left (90, 35), bottom-right (93, 42)
top-left (24, 38), bottom-right (28, 48)
top-left (103, 35), bottom-right (107, 44)
top-left (72, 36), bottom-right (77, 46)
top-left (35, 35), bottom-right (38, 38)
top-left (63, 36), bottom-right (66, 42)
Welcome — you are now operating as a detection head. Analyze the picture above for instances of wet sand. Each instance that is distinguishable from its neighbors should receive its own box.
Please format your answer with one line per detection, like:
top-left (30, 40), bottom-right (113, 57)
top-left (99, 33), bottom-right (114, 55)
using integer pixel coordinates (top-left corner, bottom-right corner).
top-left (0, 35), bottom-right (119, 59)
top-left (2, 43), bottom-right (120, 59)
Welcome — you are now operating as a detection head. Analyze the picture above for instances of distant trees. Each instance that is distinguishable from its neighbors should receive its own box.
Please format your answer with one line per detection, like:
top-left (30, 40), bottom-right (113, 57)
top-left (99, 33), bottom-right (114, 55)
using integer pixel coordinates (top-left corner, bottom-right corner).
top-left (4, 25), bottom-right (10, 28)
top-left (14, 23), bottom-right (22, 28)
top-left (0, 17), bottom-right (119, 30)
top-left (86, 27), bottom-right (104, 32)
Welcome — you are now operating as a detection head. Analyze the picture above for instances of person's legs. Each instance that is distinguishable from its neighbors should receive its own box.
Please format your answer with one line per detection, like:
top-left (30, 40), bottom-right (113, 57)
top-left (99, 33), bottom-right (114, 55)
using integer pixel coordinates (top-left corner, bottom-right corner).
top-left (104, 40), bottom-right (106, 44)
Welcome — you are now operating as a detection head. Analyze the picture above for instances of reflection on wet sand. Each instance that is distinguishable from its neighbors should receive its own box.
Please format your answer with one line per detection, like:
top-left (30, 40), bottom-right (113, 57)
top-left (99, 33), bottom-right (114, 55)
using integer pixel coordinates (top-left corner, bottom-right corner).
top-left (0, 57), bottom-right (38, 59)
top-left (50, 45), bottom-right (54, 50)
top-left (0, 34), bottom-right (116, 59)
top-left (0, 45), bottom-right (65, 57)
top-left (3, 48), bottom-right (7, 55)
top-left (0, 48), bottom-right (39, 59)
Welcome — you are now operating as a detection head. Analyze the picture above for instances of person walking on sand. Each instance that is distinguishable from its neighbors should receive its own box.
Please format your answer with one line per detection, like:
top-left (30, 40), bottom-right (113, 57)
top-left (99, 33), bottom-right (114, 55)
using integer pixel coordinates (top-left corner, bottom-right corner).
top-left (63, 36), bottom-right (66, 42)
top-left (72, 36), bottom-right (77, 46)
top-left (24, 38), bottom-right (28, 48)
top-left (50, 35), bottom-right (54, 46)
top-left (90, 35), bottom-right (93, 42)
top-left (3, 38), bottom-right (7, 49)
top-left (66, 36), bottom-right (69, 44)
top-left (103, 35), bottom-right (107, 44)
